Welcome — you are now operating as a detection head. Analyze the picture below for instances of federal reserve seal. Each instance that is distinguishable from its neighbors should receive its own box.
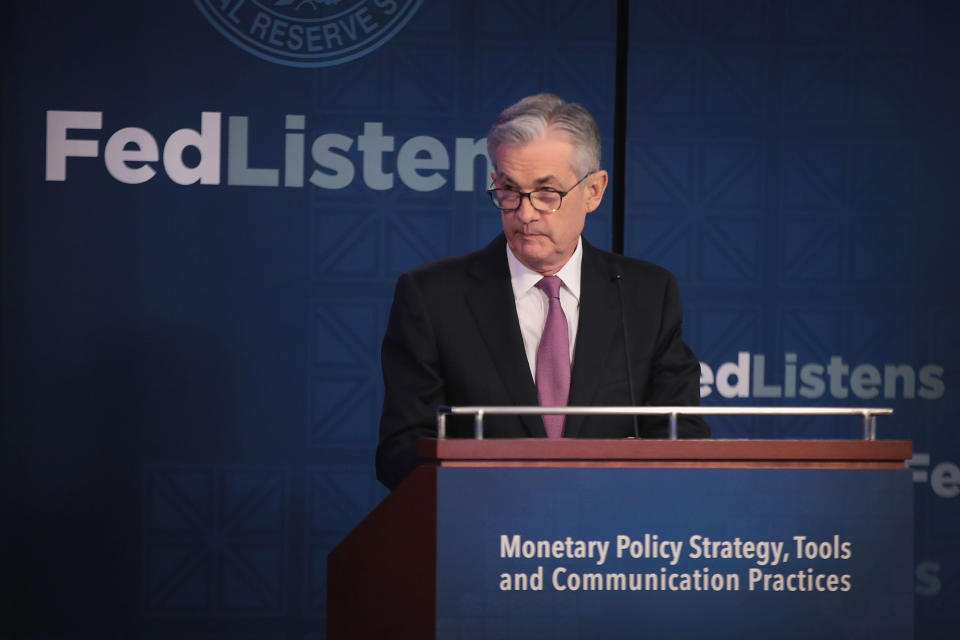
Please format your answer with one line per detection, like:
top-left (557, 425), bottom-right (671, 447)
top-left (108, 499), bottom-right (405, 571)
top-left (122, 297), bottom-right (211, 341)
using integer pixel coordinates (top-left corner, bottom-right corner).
top-left (194, 0), bottom-right (423, 68)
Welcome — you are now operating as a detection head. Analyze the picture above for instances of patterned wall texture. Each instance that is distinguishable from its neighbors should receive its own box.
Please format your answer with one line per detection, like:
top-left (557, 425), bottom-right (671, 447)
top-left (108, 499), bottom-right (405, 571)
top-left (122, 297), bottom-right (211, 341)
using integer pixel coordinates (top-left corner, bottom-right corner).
top-left (1, 1), bottom-right (955, 637)
top-left (625, 3), bottom-right (959, 637)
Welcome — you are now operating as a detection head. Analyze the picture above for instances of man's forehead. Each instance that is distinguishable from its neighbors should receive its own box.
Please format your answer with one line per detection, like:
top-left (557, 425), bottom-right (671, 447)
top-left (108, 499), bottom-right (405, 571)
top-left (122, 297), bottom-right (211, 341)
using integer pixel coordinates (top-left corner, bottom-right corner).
top-left (494, 136), bottom-right (578, 184)
top-left (496, 132), bottom-right (574, 157)
top-left (495, 168), bottom-right (565, 186)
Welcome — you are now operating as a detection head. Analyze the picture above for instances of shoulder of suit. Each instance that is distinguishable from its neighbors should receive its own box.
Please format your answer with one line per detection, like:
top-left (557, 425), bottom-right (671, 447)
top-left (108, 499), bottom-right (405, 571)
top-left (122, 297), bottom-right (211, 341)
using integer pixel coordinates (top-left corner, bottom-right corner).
top-left (583, 238), bottom-right (677, 284)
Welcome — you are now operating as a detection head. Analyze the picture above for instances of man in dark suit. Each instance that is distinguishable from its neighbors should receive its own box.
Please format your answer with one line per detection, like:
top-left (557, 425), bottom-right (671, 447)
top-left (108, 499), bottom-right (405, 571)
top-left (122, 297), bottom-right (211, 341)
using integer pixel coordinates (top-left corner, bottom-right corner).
top-left (376, 94), bottom-right (709, 489)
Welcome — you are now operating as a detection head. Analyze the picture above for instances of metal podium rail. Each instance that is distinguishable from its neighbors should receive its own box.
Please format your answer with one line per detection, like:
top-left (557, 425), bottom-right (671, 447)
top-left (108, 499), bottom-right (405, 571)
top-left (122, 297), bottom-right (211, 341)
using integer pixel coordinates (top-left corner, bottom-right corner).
top-left (435, 406), bottom-right (894, 441)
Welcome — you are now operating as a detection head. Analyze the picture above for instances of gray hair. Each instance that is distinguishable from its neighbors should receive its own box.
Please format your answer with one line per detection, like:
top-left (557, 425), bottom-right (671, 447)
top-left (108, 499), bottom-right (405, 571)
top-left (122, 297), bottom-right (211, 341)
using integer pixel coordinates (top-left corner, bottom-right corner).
top-left (486, 93), bottom-right (602, 177)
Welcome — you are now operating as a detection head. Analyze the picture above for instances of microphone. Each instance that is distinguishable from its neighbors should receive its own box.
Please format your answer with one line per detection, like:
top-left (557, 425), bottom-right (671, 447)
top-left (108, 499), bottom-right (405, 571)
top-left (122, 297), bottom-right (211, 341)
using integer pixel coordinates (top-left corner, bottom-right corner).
top-left (613, 273), bottom-right (640, 439)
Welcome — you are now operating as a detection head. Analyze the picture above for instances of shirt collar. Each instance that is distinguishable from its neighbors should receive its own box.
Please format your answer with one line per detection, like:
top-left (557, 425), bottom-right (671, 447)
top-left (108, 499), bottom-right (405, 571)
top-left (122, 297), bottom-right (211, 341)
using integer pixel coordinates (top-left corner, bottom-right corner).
top-left (506, 237), bottom-right (583, 302)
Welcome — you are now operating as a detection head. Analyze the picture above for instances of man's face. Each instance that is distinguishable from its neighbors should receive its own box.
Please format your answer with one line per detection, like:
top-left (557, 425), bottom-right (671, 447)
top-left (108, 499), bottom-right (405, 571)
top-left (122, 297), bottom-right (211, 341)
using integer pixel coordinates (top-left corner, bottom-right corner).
top-left (493, 132), bottom-right (607, 275)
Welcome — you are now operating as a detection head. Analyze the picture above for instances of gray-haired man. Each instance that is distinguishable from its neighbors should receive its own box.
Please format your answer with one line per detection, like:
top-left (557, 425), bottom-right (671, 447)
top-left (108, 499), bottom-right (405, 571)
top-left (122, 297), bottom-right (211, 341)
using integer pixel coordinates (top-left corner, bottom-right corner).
top-left (376, 94), bottom-right (709, 489)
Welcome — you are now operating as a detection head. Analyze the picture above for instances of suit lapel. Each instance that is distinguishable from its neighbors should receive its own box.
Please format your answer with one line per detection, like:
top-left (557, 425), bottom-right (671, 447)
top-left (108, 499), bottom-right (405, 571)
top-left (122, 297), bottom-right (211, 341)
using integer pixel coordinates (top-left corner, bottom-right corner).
top-left (565, 241), bottom-right (621, 437)
top-left (464, 236), bottom-right (543, 437)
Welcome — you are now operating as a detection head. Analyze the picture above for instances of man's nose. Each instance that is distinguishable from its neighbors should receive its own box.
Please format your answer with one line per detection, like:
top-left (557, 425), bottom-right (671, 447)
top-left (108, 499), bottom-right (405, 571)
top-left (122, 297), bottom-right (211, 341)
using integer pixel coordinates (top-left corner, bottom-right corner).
top-left (514, 195), bottom-right (539, 223)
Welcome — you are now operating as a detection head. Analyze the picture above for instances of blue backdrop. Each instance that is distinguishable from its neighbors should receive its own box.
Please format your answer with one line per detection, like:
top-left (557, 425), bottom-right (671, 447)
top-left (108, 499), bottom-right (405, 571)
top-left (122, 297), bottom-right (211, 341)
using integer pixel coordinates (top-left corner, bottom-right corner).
top-left (1, 1), bottom-right (956, 637)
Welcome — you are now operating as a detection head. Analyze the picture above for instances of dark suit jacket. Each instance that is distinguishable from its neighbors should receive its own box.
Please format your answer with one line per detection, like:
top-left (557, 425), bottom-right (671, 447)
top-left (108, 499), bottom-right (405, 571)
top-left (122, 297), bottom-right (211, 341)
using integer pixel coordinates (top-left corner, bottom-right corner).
top-left (376, 234), bottom-right (709, 489)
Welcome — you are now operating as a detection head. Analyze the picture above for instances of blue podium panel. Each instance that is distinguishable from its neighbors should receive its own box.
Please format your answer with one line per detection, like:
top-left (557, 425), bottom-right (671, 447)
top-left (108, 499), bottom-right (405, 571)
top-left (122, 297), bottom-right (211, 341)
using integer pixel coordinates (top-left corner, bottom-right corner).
top-left (436, 467), bottom-right (912, 639)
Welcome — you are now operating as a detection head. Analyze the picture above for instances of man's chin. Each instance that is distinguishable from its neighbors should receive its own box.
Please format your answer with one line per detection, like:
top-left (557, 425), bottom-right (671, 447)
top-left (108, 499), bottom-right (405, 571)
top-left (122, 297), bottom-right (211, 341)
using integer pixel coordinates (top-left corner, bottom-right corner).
top-left (511, 235), bottom-right (546, 251)
top-left (513, 249), bottom-right (557, 273)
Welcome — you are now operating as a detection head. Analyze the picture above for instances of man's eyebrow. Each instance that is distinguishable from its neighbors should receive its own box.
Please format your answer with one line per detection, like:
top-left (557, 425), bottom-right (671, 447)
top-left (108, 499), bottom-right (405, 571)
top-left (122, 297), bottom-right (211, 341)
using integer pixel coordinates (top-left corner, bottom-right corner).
top-left (496, 172), bottom-right (562, 187)
top-left (533, 175), bottom-right (561, 187)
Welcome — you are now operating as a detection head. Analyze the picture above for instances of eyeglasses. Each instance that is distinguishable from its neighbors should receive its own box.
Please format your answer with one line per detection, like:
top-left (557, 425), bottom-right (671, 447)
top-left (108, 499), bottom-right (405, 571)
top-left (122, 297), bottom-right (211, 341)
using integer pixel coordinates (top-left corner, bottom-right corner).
top-left (487, 172), bottom-right (593, 213)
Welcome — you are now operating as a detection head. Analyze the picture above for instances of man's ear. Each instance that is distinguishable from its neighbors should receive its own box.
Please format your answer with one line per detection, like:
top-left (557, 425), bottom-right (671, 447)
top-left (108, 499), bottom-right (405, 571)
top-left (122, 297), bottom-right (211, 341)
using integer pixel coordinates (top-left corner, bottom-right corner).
top-left (584, 170), bottom-right (609, 213)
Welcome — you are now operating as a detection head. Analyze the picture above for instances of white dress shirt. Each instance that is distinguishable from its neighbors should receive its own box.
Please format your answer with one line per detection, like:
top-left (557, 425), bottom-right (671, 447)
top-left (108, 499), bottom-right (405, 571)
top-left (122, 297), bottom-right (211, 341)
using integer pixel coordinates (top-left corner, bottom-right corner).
top-left (506, 237), bottom-right (583, 381)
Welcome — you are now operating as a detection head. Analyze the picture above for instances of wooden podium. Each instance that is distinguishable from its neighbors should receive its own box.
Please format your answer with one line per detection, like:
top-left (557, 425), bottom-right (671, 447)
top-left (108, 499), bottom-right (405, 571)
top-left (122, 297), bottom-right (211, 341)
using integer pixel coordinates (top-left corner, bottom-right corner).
top-left (327, 439), bottom-right (913, 639)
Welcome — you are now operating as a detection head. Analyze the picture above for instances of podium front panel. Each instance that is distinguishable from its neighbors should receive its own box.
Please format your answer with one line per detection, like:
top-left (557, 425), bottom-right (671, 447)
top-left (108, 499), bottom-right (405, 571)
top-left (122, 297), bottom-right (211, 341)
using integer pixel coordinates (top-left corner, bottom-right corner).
top-left (435, 467), bottom-right (912, 639)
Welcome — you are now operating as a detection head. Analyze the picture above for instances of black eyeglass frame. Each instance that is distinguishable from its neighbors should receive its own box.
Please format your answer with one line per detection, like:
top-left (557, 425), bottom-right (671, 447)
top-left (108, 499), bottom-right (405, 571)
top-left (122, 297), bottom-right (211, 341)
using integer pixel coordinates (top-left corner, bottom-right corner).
top-left (487, 171), bottom-right (594, 213)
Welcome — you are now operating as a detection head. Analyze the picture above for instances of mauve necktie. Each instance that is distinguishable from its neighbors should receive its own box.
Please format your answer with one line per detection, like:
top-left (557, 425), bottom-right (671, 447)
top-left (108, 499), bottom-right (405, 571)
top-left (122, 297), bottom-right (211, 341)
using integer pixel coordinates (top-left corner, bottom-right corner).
top-left (535, 276), bottom-right (570, 438)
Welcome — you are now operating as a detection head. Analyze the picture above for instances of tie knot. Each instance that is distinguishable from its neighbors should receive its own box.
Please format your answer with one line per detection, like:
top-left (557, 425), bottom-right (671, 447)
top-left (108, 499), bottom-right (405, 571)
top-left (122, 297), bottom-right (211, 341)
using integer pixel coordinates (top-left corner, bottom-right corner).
top-left (536, 276), bottom-right (563, 299)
